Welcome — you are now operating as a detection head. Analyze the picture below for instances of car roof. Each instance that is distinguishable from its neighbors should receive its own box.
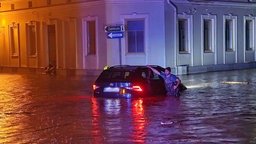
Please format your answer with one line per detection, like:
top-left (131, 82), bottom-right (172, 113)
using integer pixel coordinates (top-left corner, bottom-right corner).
top-left (107, 65), bottom-right (164, 71)
top-left (95, 65), bottom-right (165, 83)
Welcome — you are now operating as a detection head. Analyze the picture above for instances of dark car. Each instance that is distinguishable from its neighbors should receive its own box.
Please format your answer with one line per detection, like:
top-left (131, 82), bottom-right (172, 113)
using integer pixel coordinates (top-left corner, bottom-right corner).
top-left (93, 65), bottom-right (185, 98)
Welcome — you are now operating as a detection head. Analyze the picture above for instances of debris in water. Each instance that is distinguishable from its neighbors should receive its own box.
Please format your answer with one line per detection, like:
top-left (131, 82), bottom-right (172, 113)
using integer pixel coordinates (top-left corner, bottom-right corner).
top-left (161, 121), bottom-right (174, 125)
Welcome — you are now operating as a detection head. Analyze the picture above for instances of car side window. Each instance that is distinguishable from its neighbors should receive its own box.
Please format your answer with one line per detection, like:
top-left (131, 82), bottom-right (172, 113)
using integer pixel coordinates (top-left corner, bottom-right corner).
top-left (152, 72), bottom-right (160, 80)
top-left (147, 69), bottom-right (161, 80)
top-left (97, 70), bottom-right (111, 80)
top-left (141, 71), bottom-right (147, 78)
top-left (139, 68), bottom-right (152, 79)
top-left (124, 71), bottom-right (131, 80)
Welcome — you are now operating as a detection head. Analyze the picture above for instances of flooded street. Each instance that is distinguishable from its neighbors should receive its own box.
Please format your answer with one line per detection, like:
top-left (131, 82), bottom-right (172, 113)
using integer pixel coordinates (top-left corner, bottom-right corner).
top-left (0, 69), bottom-right (256, 144)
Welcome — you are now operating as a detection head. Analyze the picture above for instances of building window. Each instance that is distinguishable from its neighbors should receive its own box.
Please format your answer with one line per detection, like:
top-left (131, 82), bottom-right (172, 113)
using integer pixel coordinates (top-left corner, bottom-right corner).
top-left (47, 0), bottom-right (51, 5)
top-left (86, 20), bottom-right (96, 55)
top-left (203, 19), bottom-right (212, 52)
top-left (9, 23), bottom-right (20, 56)
top-left (224, 16), bottom-right (237, 52)
top-left (26, 23), bottom-right (37, 56)
top-left (28, 1), bottom-right (32, 8)
top-left (178, 19), bottom-right (188, 53)
top-left (201, 15), bottom-right (216, 53)
top-left (82, 17), bottom-right (97, 56)
top-left (245, 19), bottom-right (254, 51)
top-left (11, 4), bottom-right (14, 10)
top-left (225, 19), bottom-right (233, 51)
top-left (126, 20), bottom-right (144, 53)
top-left (178, 14), bottom-right (192, 54)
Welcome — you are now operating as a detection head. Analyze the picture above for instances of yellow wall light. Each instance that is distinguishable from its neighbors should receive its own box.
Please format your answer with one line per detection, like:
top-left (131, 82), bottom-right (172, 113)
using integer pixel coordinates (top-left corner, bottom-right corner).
top-left (1, 19), bottom-right (6, 27)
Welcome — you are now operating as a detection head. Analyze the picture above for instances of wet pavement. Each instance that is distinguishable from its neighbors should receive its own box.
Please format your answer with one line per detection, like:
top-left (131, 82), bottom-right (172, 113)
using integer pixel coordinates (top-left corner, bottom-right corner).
top-left (0, 69), bottom-right (256, 144)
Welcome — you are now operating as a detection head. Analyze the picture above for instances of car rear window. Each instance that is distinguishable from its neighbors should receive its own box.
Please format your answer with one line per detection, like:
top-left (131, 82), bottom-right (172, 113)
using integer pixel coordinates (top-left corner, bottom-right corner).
top-left (96, 66), bottom-right (164, 82)
top-left (97, 70), bottom-right (133, 81)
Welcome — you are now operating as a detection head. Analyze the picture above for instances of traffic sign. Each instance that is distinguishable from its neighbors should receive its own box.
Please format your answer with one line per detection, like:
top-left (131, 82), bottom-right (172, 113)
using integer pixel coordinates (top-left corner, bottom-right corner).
top-left (107, 32), bottom-right (124, 39)
top-left (105, 25), bottom-right (125, 32)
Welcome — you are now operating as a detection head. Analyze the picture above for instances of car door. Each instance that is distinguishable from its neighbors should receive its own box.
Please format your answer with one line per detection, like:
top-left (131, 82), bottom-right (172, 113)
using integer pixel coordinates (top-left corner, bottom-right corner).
top-left (132, 68), bottom-right (151, 96)
top-left (147, 68), bottom-right (166, 95)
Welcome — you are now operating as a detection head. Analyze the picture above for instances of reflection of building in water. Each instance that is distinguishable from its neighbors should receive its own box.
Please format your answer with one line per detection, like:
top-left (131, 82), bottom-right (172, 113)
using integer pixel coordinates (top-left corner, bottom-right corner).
top-left (0, 0), bottom-right (255, 75)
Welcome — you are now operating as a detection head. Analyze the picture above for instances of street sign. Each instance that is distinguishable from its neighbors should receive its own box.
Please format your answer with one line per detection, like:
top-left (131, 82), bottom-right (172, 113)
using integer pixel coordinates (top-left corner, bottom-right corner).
top-left (107, 32), bottom-right (124, 39)
top-left (105, 25), bottom-right (125, 32)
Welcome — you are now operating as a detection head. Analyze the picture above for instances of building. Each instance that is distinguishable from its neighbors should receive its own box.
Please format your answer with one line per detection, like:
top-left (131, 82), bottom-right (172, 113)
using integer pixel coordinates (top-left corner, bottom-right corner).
top-left (0, 0), bottom-right (255, 76)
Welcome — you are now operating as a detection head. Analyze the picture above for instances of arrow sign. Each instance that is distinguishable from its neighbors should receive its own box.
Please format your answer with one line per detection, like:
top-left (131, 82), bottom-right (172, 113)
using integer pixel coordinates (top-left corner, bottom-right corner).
top-left (107, 32), bottom-right (124, 39)
top-left (105, 25), bottom-right (125, 32)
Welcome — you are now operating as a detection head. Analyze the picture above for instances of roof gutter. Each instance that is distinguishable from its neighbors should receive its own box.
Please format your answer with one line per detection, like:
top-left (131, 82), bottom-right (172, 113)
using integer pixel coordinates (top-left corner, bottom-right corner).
top-left (166, 0), bottom-right (178, 71)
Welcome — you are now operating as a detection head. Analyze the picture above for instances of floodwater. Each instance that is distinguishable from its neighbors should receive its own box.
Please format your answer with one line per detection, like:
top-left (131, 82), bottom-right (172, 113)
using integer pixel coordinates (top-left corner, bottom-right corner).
top-left (0, 69), bottom-right (256, 144)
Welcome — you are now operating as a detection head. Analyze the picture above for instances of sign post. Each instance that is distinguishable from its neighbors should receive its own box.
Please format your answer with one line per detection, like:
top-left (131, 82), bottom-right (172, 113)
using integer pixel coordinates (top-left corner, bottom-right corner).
top-left (105, 25), bottom-right (125, 32)
top-left (105, 25), bottom-right (125, 65)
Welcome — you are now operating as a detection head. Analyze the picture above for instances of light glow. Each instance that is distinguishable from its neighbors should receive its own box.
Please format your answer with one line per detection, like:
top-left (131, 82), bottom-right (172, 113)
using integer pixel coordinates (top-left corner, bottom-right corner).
top-left (119, 88), bottom-right (126, 94)
top-left (132, 85), bottom-right (143, 92)
top-left (221, 81), bottom-right (249, 85)
top-left (92, 84), bottom-right (98, 90)
top-left (1, 19), bottom-right (6, 27)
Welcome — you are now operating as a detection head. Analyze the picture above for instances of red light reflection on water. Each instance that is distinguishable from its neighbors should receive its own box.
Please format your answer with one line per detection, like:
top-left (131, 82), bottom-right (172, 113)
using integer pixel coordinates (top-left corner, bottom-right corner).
top-left (91, 98), bottom-right (103, 143)
top-left (131, 99), bottom-right (147, 143)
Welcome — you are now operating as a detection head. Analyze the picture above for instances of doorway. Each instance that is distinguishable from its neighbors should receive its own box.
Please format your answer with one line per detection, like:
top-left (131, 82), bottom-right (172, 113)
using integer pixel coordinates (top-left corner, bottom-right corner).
top-left (47, 25), bottom-right (56, 67)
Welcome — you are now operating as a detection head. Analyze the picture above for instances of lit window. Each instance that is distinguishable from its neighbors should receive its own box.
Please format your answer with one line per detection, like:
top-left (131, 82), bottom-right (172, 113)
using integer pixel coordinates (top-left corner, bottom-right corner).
top-left (127, 20), bottom-right (144, 53)
top-left (86, 20), bottom-right (96, 55)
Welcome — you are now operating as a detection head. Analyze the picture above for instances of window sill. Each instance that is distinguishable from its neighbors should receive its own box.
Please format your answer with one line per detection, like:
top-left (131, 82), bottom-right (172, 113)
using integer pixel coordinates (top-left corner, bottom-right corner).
top-left (204, 50), bottom-right (213, 53)
top-left (179, 51), bottom-right (189, 54)
top-left (226, 49), bottom-right (234, 52)
top-left (246, 48), bottom-right (253, 51)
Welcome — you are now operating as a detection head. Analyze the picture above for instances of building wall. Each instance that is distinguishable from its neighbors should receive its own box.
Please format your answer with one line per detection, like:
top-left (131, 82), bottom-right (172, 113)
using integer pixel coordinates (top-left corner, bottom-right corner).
top-left (173, 0), bottom-right (256, 73)
top-left (104, 0), bottom-right (166, 66)
top-left (0, 0), bottom-right (107, 72)
top-left (0, 0), bottom-right (255, 76)
top-left (0, 0), bottom-right (168, 73)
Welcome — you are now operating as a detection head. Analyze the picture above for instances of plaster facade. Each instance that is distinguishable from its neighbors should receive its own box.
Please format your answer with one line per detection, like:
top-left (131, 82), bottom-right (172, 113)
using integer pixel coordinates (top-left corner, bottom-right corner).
top-left (0, 0), bottom-right (255, 75)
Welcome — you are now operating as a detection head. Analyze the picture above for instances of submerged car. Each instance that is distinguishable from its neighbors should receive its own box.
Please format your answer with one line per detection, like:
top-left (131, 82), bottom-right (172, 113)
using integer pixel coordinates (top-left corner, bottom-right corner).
top-left (92, 65), bottom-right (186, 98)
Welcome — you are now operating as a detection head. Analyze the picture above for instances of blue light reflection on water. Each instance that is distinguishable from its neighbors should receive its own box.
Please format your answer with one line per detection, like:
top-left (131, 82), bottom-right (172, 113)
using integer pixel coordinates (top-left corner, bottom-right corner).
top-left (0, 69), bottom-right (256, 143)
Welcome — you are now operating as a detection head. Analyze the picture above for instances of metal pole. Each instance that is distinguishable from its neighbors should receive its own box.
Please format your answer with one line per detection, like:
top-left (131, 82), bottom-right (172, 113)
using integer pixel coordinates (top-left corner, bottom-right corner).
top-left (119, 38), bottom-right (122, 65)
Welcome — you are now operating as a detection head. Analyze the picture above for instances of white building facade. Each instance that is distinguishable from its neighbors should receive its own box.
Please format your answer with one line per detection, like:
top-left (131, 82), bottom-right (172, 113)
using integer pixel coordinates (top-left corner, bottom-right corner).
top-left (0, 0), bottom-right (255, 75)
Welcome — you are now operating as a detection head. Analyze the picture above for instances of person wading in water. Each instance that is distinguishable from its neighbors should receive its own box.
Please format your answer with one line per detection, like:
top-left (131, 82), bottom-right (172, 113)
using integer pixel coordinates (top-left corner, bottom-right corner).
top-left (147, 66), bottom-right (181, 96)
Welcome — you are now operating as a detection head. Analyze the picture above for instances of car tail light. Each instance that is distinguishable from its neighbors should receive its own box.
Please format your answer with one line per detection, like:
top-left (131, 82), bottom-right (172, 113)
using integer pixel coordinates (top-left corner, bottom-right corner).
top-left (132, 85), bottom-right (143, 92)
